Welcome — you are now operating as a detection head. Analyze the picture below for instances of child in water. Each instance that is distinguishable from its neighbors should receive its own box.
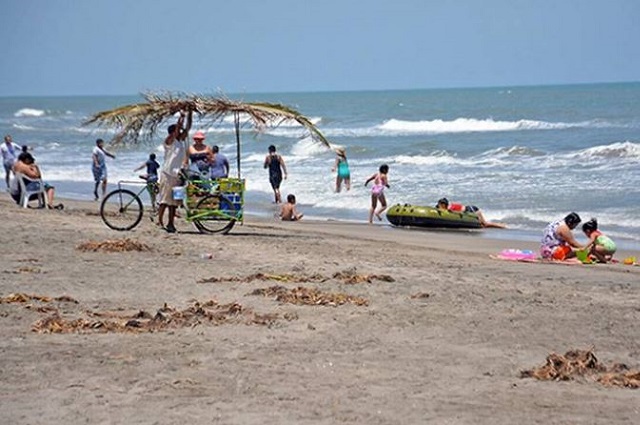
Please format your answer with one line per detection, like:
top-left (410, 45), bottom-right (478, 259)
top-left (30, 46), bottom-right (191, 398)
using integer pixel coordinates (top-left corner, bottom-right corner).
top-left (279, 194), bottom-right (304, 221)
top-left (364, 164), bottom-right (390, 223)
top-left (582, 218), bottom-right (617, 263)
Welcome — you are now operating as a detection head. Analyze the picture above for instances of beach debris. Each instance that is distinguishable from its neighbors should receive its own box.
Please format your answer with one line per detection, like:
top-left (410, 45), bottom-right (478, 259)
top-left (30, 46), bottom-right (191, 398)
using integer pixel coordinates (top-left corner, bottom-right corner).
top-left (5, 266), bottom-right (43, 274)
top-left (198, 272), bottom-right (326, 284)
top-left (332, 270), bottom-right (395, 284)
top-left (247, 285), bottom-right (369, 307)
top-left (0, 293), bottom-right (78, 304)
top-left (198, 270), bottom-right (394, 285)
top-left (520, 348), bottom-right (640, 389)
top-left (30, 299), bottom-right (285, 334)
top-left (410, 292), bottom-right (431, 299)
top-left (76, 238), bottom-right (151, 253)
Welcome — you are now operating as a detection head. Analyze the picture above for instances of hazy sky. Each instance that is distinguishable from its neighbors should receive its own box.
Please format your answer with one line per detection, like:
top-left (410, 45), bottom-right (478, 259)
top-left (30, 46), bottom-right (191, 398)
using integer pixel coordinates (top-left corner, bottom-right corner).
top-left (1, 0), bottom-right (639, 96)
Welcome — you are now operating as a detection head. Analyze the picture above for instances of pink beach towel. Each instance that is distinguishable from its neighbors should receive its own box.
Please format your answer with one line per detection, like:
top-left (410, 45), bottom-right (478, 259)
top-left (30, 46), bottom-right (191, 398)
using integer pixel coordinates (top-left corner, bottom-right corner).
top-left (490, 249), bottom-right (583, 265)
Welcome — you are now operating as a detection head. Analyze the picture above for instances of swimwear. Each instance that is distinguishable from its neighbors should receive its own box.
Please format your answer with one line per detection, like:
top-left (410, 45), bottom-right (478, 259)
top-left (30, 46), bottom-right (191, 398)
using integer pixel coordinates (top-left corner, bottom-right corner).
top-left (593, 231), bottom-right (617, 252)
top-left (189, 151), bottom-right (210, 174)
top-left (371, 174), bottom-right (385, 197)
top-left (267, 154), bottom-right (283, 189)
top-left (92, 164), bottom-right (107, 182)
top-left (337, 158), bottom-right (350, 178)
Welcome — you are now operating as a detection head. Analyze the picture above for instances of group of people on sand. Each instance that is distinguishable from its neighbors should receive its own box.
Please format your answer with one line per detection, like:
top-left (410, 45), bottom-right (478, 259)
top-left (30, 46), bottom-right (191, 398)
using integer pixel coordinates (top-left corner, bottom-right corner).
top-left (2, 134), bottom-right (64, 209)
top-left (5, 118), bottom-right (620, 261)
top-left (541, 212), bottom-right (617, 263)
top-left (155, 112), bottom-right (231, 233)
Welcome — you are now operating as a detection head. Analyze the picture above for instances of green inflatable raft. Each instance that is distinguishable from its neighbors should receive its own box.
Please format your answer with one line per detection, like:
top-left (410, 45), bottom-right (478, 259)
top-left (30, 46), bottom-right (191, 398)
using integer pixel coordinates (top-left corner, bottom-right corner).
top-left (386, 204), bottom-right (482, 229)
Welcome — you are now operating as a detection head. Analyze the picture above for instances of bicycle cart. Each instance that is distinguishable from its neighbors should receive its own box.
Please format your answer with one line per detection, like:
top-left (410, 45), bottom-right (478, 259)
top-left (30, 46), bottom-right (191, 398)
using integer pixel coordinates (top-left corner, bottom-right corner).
top-left (100, 175), bottom-right (244, 234)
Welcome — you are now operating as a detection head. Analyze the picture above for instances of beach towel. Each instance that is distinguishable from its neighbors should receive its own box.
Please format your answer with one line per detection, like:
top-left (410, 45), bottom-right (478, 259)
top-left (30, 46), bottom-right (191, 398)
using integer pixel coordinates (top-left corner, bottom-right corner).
top-left (491, 249), bottom-right (640, 266)
top-left (490, 249), bottom-right (583, 265)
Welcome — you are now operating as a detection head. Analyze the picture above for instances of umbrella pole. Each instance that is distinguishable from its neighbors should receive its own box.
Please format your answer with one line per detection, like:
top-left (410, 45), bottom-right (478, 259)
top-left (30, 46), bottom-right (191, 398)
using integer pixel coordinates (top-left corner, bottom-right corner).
top-left (234, 112), bottom-right (241, 179)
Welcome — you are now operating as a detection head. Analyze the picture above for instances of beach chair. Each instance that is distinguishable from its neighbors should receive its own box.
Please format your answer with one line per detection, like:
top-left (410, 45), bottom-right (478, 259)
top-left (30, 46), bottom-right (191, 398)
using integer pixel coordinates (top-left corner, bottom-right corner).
top-left (15, 172), bottom-right (48, 208)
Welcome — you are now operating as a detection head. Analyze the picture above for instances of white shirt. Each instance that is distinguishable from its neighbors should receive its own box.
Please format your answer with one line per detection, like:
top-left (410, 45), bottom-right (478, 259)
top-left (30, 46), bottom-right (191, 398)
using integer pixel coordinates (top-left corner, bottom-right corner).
top-left (1, 142), bottom-right (21, 165)
top-left (92, 146), bottom-right (106, 168)
top-left (162, 139), bottom-right (186, 177)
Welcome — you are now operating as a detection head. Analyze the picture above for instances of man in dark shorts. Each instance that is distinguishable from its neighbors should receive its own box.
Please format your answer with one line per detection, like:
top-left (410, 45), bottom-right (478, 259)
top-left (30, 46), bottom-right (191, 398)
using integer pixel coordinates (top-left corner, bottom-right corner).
top-left (263, 145), bottom-right (287, 203)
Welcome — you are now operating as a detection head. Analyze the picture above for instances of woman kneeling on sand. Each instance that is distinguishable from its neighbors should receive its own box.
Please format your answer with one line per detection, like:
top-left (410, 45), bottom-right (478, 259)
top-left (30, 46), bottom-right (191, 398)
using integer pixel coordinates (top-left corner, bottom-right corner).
top-left (540, 212), bottom-right (584, 260)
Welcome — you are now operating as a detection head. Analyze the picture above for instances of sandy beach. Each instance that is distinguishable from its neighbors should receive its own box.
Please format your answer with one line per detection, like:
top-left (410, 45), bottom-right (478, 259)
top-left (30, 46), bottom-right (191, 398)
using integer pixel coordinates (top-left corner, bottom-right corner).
top-left (1, 196), bottom-right (639, 425)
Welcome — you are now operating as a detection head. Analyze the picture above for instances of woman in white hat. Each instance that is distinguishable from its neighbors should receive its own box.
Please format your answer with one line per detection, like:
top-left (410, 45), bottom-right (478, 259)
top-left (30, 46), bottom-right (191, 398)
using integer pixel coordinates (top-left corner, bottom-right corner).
top-left (332, 147), bottom-right (351, 192)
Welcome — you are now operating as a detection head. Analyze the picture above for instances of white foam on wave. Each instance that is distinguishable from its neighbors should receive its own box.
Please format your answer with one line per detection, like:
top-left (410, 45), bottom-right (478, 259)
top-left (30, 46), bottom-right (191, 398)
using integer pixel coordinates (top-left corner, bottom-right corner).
top-left (377, 117), bottom-right (597, 134)
top-left (393, 153), bottom-right (460, 166)
top-left (289, 136), bottom-right (331, 159)
top-left (14, 108), bottom-right (45, 117)
top-left (12, 124), bottom-right (36, 130)
top-left (570, 141), bottom-right (640, 160)
top-left (480, 145), bottom-right (546, 158)
top-left (314, 117), bottom-right (616, 139)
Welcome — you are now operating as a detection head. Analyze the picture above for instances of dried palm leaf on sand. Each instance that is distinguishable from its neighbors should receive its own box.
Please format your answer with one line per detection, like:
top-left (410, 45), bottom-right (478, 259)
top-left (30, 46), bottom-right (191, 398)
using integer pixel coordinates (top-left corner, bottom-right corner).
top-left (521, 348), bottom-right (640, 389)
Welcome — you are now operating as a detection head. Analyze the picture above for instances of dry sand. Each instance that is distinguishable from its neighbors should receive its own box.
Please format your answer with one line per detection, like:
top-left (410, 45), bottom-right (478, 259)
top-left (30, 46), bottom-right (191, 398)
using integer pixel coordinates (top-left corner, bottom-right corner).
top-left (1, 197), bottom-right (639, 424)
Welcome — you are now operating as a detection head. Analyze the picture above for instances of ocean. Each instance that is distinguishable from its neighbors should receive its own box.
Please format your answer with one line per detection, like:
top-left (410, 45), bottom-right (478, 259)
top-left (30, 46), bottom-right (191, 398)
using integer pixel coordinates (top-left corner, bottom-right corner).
top-left (1, 83), bottom-right (639, 250)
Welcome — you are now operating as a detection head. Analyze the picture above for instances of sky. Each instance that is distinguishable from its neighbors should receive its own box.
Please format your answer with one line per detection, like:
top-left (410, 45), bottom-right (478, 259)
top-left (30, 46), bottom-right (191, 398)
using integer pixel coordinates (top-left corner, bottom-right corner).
top-left (1, 0), bottom-right (639, 96)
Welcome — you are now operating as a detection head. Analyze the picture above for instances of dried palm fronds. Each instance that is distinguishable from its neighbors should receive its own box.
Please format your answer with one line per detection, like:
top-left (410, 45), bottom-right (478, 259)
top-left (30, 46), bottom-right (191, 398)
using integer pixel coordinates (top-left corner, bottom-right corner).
top-left (0, 293), bottom-right (78, 304)
top-left (521, 348), bottom-right (640, 389)
top-left (332, 270), bottom-right (395, 284)
top-left (76, 238), bottom-right (151, 253)
top-left (31, 299), bottom-right (284, 334)
top-left (198, 270), bottom-right (395, 285)
top-left (84, 92), bottom-right (331, 148)
top-left (7, 266), bottom-right (42, 274)
top-left (198, 272), bottom-right (327, 284)
top-left (248, 285), bottom-right (369, 307)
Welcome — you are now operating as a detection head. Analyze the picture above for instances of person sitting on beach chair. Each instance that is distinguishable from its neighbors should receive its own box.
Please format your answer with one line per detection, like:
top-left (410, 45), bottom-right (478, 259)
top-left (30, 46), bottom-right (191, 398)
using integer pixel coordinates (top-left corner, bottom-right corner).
top-left (11, 151), bottom-right (63, 209)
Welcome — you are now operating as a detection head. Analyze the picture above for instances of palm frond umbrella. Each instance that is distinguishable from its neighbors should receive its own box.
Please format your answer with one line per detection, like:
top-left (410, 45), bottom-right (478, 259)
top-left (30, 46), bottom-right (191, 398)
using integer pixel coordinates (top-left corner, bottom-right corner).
top-left (84, 92), bottom-right (332, 178)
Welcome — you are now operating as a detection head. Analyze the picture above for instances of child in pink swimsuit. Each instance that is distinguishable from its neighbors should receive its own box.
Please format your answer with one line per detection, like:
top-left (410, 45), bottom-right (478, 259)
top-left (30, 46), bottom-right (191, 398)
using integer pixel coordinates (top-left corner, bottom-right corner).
top-left (364, 164), bottom-right (390, 223)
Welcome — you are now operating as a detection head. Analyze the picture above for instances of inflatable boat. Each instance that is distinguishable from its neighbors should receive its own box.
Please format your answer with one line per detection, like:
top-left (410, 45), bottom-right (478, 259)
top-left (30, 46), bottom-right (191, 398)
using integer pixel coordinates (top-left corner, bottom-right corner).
top-left (386, 204), bottom-right (482, 229)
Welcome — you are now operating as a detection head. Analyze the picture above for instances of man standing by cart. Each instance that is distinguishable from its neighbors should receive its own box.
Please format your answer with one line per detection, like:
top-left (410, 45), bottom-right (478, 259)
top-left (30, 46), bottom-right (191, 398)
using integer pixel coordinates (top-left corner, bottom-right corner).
top-left (158, 111), bottom-right (192, 233)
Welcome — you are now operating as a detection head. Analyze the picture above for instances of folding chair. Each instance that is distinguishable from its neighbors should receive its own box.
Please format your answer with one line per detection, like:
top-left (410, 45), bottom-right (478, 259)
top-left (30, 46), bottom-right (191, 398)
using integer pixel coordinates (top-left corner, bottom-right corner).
top-left (15, 172), bottom-right (48, 208)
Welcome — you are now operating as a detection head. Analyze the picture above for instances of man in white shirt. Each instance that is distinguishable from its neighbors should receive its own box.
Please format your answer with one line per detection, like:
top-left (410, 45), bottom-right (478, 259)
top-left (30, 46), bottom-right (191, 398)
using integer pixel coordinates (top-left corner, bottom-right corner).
top-left (157, 111), bottom-right (192, 233)
top-left (1, 135), bottom-right (21, 189)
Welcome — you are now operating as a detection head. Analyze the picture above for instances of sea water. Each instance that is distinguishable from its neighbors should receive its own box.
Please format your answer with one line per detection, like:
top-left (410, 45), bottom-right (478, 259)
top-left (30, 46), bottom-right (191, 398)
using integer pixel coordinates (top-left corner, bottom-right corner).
top-left (1, 83), bottom-right (638, 249)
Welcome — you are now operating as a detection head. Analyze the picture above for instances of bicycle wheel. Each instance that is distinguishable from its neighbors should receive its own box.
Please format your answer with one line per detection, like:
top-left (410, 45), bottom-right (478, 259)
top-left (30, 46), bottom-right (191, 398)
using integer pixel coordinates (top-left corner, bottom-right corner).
top-left (192, 194), bottom-right (237, 234)
top-left (100, 189), bottom-right (144, 231)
